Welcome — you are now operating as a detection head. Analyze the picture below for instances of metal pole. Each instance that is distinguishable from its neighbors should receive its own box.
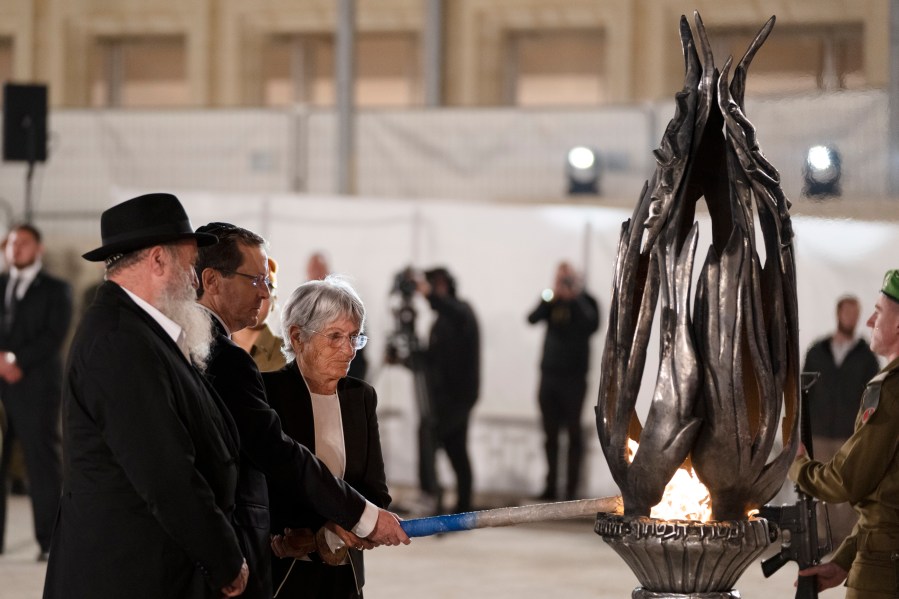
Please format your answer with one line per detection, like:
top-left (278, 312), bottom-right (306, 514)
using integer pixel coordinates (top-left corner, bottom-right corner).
top-left (290, 38), bottom-right (309, 104)
top-left (890, 0), bottom-right (899, 197)
top-left (24, 115), bottom-right (35, 223)
top-left (423, 0), bottom-right (444, 106)
top-left (335, 0), bottom-right (356, 194)
top-left (582, 220), bottom-right (593, 290)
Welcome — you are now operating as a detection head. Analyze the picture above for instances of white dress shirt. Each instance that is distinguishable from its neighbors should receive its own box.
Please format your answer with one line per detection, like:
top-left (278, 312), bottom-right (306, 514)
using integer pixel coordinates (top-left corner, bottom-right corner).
top-left (7, 258), bottom-right (42, 302)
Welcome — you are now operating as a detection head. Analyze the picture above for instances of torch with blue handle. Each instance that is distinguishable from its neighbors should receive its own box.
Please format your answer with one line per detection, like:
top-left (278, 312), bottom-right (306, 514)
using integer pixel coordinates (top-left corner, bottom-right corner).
top-left (294, 496), bottom-right (623, 565)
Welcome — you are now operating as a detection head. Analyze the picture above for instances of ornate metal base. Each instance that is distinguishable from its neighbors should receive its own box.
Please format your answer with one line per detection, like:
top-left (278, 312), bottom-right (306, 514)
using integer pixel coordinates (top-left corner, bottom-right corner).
top-left (595, 513), bottom-right (773, 596)
top-left (632, 589), bottom-right (741, 599)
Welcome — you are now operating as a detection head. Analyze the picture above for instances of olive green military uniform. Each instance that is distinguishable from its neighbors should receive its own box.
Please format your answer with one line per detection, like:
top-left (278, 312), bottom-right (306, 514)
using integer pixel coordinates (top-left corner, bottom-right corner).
top-left (790, 357), bottom-right (899, 598)
top-left (246, 324), bottom-right (286, 373)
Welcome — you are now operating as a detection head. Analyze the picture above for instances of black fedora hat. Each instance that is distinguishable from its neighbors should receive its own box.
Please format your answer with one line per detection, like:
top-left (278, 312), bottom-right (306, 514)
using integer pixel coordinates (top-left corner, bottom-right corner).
top-left (83, 193), bottom-right (218, 262)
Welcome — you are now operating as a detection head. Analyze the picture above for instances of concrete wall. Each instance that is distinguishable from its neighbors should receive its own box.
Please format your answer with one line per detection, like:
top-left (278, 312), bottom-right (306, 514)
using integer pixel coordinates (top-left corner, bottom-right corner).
top-left (0, 92), bottom-right (890, 230)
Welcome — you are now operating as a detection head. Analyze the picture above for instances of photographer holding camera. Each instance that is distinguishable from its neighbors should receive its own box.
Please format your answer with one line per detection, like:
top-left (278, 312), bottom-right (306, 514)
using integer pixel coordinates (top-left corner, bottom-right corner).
top-left (527, 261), bottom-right (600, 501)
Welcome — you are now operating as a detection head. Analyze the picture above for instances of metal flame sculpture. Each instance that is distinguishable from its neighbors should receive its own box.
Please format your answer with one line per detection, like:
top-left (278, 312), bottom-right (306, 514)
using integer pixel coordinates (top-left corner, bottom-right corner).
top-left (595, 12), bottom-right (800, 522)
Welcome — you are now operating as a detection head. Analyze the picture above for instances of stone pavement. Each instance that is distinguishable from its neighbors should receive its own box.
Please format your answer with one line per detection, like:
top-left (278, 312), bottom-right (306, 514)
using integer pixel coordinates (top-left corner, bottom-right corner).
top-left (0, 496), bottom-right (46, 598)
top-left (0, 493), bottom-right (844, 598)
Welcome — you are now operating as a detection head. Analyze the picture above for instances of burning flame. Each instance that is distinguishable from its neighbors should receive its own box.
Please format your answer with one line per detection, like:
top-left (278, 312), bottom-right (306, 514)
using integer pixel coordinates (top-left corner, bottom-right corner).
top-left (627, 439), bottom-right (712, 522)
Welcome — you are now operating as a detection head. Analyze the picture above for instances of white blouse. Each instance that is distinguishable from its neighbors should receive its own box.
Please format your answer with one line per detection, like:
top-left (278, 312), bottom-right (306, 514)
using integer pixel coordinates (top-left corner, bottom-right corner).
top-left (309, 390), bottom-right (347, 479)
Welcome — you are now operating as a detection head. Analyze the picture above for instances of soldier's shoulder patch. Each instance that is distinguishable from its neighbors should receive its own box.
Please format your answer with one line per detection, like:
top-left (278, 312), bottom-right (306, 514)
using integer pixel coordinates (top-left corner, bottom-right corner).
top-left (862, 406), bottom-right (877, 424)
top-left (860, 378), bottom-right (883, 425)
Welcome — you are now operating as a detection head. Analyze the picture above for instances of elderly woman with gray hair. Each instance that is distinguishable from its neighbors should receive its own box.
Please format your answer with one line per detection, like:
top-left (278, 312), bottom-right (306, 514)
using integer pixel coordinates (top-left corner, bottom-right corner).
top-left (263, 275), bottom-right (391, 599)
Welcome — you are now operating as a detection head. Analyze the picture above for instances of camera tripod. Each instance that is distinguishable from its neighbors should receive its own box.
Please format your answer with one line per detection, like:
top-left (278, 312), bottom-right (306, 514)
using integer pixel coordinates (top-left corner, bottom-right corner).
top-left (383, 294), bottom-right (443, 516)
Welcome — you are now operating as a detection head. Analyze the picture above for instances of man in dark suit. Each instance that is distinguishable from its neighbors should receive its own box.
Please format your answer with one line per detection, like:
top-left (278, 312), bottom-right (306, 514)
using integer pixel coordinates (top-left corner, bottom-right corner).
top-left (0, 223), bottom-right (72, 560)
top-left (194, 222), bottom-right (409, 599)
top-left (43, 194), bottom-right (248, 599)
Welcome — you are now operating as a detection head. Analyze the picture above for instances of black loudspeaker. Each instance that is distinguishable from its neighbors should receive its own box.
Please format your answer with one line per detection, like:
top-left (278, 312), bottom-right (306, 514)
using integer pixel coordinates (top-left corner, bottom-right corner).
top-left (3, 83), bottom-right (48, 163)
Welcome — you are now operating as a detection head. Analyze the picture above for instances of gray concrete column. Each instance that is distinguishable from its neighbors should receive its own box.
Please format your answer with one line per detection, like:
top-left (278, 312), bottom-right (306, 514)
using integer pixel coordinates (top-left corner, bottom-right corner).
top-left (423, 0), bottom-right (444, 106)
top-left (336, 0), bottom-right (356, 194)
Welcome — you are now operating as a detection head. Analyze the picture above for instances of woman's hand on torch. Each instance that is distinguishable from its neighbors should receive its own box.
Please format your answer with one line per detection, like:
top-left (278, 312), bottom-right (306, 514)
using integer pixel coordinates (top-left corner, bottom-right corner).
top-left (366, 509), bottom-right (411, 546)
top-left (327, 521), bottom-right (375, 551)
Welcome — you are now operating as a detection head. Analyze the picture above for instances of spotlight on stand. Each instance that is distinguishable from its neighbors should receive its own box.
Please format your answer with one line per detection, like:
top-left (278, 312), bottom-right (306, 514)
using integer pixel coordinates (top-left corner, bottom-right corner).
top-left (566, 146), bottom-right (600, 195)
top-left (803, 144), bottom-right (841, 198)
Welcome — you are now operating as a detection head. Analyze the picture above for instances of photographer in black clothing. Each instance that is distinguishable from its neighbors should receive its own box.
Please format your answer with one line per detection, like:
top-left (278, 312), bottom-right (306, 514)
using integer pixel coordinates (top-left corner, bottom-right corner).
top-left (528, 262), bottom-right (600, 500)
top-left (418, 267), bottom-right (480, 514)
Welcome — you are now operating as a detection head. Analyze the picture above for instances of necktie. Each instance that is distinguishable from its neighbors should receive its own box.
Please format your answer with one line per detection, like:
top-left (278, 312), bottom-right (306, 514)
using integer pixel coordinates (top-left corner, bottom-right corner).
top-left (3, 277), bottom-right (20, 333)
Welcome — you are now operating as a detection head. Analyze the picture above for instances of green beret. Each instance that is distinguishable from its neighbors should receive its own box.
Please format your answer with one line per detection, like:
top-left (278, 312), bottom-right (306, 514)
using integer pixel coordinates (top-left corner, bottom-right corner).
top-left (882, 269), bottom-right (899, 303)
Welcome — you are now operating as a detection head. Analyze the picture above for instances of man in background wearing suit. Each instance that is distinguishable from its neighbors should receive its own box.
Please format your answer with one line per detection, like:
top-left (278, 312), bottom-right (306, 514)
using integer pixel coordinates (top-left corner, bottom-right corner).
top-left (194, 222), bottom-right (408, 599)
top-left (0, 223), bottom-right (72, 560)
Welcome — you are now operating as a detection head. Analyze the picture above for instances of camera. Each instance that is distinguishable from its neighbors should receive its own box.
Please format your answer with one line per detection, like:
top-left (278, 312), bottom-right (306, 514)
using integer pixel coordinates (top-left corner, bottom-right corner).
top-left (385, 266), bottom-right (420, 366)
top-left (391, 267), bottom-right (418, 299)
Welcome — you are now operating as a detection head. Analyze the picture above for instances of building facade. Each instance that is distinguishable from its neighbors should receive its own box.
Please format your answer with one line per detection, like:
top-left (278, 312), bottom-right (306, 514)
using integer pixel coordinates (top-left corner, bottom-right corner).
top-left (0, 0), bottom-right (888, 109)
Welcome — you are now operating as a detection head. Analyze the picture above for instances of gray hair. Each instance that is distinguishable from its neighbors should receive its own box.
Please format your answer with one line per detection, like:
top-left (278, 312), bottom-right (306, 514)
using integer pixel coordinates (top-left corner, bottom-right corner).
top-left (280, 274), bottom-right (366, 361)
top-left (104, 244), bottom-right (182, 278)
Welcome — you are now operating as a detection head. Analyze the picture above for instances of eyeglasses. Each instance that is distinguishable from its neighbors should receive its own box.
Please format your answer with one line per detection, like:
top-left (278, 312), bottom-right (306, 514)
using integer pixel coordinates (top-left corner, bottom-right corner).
top-left (219, 269), bottom-right (273, 291)
top-left (304, 328), bottom-right (368, 350)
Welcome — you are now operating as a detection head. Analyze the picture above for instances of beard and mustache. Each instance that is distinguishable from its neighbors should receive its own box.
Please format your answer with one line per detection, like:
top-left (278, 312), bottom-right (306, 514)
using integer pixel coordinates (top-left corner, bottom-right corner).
top-left (837, 321), bottom-right (857, 337)
top-left (158, 264), bottom-right (214, 370)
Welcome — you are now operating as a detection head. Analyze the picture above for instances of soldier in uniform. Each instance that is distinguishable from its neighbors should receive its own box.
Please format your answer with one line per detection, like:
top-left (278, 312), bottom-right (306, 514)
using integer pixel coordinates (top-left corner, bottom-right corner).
top-left (789, 269), bottom-right (899, 598)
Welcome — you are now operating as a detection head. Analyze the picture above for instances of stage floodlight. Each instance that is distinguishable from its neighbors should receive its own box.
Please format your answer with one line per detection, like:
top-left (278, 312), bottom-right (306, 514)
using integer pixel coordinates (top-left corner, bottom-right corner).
top-left (803, 144), bottom-right (841, 198)
top-left (567, 146), bottom-right (600, 195)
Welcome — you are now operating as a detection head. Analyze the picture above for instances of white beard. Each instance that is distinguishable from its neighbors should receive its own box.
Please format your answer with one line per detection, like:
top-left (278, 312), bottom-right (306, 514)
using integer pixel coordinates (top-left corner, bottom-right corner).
top-left (158, 266), bottom-right (214, 370)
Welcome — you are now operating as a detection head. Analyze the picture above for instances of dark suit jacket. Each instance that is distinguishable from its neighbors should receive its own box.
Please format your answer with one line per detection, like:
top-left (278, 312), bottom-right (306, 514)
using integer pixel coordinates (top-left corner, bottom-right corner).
top-left (205, 320), bottom-right (368, 599)
top-left (0, 269), bottom-right (72, 404)
top-left (263, 364), bottom-right (391, 592)
top-left (43, 282), bottom-right (244, 599)
top-left (0, 269), bottom-right (72, 551)
top-left (803, 336), bottom-right (881, 439)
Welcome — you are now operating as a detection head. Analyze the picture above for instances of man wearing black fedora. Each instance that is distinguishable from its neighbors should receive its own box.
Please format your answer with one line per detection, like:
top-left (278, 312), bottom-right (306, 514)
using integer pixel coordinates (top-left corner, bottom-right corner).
top-left (43, 193), bottom-right (248, 599)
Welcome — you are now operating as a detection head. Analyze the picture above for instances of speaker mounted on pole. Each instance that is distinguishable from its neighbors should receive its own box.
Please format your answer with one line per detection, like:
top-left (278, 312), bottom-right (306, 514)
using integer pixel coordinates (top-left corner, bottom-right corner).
top-left (3, 83), bottom-right (48, 163)
top-left (3, 83), bottom-right (49, 223)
